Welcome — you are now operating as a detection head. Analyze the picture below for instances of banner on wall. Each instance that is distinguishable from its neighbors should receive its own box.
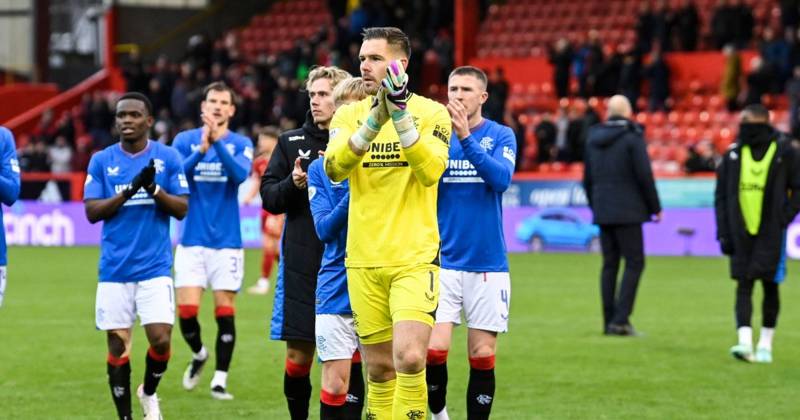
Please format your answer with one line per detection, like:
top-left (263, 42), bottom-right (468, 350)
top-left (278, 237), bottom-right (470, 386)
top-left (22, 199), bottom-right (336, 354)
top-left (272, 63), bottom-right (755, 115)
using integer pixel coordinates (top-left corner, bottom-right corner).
top-left (503, 179), bottom-right (716, 209)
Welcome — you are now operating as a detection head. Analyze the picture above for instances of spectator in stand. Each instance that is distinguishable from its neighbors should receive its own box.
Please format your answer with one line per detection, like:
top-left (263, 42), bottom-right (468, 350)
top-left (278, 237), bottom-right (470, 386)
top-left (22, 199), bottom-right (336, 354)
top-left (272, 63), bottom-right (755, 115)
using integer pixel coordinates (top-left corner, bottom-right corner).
top-left (567, 102), bottom-right (588, 163)
top-left (644, 49), bottom-right (671, 112)
top-left (712, 0), bottom-right (737, 49)
top-left (685, 140), bottom-right (719, 173)
top-left (760, 27), bottom-right (791, 93)
top-left (786, 66), bottom-right (800, 137)
top-left (555, 101), bottom-right (571, 162)
top-left (598, 45), bottom-right (623, 97)
top-left (618, 47), bottom-right (643, 112)
top-left (674, 0), bottom-right (700, 51)
top-left (123, 50), bottom-right (149, 94)
top-left (485, 67), bottom-right (509, 121)
top-left (744, 56), bottom-right (773, 106)
top-left (32, 108), bottom-right (58, 144)
top-left (652, 0), bottom-right (674, 52)
top-left (535, 112), bottom-right (558, 163)
top-left (721, 44), bottom-right (743, 111)
top-left (781, 0), bottom-right (800, 36)
top-left (732, 0), bottom-right (754, 49)
top-left (549, 38), bottom-right (573, 98)
top-left (635, 2), bottom-right (656, 54)
top-left (574, 30), bottom-right (604, 98)
top-left (48, 136), bottom-right (72, 174)
top-left (26, 140), bottom-right (50, 173)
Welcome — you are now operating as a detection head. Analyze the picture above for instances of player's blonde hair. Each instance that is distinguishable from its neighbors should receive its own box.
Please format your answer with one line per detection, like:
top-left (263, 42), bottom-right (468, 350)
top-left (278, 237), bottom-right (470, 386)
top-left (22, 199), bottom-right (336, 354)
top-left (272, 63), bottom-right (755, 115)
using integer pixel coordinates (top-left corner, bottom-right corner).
top-left (333, 77), bottom-right (370, 107)
top-left (305, 66), bottom-right (351, 91)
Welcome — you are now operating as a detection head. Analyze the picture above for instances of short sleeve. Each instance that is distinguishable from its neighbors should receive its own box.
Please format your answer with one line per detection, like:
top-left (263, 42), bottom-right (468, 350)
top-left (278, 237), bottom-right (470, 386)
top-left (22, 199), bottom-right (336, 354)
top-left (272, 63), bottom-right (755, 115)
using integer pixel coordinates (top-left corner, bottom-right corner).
top-left (83, 153), bottom-right (106, 200)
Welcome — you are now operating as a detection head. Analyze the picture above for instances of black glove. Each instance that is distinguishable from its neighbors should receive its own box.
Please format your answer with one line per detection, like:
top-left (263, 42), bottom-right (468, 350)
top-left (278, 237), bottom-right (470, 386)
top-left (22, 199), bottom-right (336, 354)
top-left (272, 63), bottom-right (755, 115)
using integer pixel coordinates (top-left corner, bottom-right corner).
top-left (719, 237), bottom-right (734, 255)
top-left (123, 159), bottom-right (156, 199)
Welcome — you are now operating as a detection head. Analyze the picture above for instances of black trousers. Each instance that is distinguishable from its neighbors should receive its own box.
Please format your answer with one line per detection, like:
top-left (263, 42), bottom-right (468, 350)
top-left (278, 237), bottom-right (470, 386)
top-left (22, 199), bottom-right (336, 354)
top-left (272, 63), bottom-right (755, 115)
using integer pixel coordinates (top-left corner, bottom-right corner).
top-left (735, 278), bottom-right (780, 328)
top-left (599, 224), bottom-right (645, 328)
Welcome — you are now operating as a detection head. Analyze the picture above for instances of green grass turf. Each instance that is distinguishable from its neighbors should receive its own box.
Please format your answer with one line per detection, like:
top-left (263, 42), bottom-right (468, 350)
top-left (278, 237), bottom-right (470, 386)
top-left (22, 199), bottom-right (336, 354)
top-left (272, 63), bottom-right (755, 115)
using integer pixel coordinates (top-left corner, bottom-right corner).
top-left (1, 248), bottom-right (799, 419)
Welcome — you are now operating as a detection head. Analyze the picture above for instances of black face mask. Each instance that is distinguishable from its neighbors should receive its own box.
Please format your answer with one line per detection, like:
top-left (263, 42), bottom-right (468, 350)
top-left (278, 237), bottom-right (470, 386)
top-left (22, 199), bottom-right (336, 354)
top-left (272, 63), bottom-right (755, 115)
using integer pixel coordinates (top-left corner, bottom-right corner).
top-left (738, 123), bottom-right (773, 146)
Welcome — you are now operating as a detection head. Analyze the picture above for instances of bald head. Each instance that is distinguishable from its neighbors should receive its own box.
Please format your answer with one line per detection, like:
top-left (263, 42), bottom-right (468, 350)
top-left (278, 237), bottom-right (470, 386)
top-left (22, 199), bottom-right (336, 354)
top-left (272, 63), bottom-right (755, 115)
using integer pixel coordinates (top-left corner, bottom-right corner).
top-left (607, 95), bottom-right (633, 119)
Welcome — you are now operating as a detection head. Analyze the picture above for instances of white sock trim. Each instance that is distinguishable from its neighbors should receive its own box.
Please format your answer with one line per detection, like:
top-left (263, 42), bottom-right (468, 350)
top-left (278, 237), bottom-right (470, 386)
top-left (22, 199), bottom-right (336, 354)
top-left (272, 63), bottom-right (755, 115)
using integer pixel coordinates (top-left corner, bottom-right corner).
top-left (211, 370), bottom-right (228, 388)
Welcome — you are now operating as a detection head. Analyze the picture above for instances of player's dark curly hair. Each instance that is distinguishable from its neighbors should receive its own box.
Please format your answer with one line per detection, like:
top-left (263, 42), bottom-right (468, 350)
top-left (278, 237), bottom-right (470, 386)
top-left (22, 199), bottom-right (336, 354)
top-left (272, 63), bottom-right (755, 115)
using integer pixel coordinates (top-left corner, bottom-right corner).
top-left (362, 27), bottom-right (410, 58)
top-left (203, 81), bottom-right (238, 104)
top-left (117, 92), bottom-right (153, 115)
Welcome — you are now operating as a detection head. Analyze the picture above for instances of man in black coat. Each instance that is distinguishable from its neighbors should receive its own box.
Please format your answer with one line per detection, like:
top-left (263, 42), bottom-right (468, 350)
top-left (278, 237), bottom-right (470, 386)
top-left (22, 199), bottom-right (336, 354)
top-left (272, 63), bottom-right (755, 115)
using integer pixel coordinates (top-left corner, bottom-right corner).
top-left (583, 95), bottom-right (662, 336)
top-left (714, 104), bottom-right (800, 363)
top-left (260, 66), bottom-right (351, 419)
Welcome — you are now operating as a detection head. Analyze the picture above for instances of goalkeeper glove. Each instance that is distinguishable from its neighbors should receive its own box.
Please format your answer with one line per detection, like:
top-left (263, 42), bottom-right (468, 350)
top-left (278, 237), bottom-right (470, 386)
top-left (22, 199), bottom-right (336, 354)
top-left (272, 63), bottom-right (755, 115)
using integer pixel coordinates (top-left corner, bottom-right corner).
top-left (382, 60), bottom-right (418, 147)
top-left (352, 88), bottom-right (390, 152)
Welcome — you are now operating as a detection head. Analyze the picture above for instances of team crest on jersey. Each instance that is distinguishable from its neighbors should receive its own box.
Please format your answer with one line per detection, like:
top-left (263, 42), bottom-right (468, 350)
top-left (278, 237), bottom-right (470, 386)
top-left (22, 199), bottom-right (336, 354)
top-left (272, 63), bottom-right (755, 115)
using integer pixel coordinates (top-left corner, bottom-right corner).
top-left (154, 159), bottom-right (166, 174)
top-left (225, 144), bottom-right (236, 156)
top-left (329, 128), bottom-right (339, 139)
top-left (480, 136), bottom-right (494, 151)
top-left (107, 166), bottom-right (120, 176)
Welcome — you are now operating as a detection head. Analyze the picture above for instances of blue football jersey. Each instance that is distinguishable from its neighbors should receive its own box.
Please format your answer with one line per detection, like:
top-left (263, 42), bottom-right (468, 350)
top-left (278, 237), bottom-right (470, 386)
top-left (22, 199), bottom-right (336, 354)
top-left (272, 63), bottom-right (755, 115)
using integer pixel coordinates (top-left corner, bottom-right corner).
top-left (172, 128), bottom-right (253, 249)
top-left (307, 158), bottom-right (350, 315)
top-left (0, 127), bottom-right (20, 266)
top-left (84, 141), bottom-right (190, 282)
top-left (438, 119), bottom-right (516, 272)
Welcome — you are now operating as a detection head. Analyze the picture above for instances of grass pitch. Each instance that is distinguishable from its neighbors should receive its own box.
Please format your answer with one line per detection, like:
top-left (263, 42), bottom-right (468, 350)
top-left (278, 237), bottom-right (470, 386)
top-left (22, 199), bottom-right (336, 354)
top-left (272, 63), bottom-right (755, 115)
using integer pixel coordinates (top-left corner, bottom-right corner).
top-left (1, 247), bottom-right (799, 419)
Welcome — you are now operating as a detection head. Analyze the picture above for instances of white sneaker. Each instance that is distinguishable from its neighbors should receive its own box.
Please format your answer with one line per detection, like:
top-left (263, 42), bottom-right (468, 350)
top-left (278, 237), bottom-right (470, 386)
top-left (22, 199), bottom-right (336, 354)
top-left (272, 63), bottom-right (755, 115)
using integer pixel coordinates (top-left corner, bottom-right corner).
top-left (182, 357), bottom-right (207, 390)
top-left (755, 347), bottom-right (773, 363)
top-left (137, 384), bottom-right (163, 419)
top-left (432, 407), bottom-right (450, 420)
top-left (210, 385), bottom-right (234, 400)
top-left (247, 278), bottom-right (270, 295)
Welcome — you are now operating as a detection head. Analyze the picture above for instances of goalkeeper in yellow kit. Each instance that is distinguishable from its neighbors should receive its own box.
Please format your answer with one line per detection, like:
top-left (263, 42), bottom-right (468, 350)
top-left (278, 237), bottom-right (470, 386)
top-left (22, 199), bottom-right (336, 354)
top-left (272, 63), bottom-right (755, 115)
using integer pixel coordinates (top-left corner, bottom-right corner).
top-left (325, 27), bottom-right (451, 420)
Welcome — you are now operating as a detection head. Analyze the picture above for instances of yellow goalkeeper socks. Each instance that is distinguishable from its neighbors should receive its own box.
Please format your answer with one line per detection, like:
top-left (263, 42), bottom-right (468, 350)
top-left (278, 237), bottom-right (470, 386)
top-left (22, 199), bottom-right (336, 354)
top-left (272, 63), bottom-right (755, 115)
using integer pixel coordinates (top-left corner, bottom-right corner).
top-left (366, 377), bottom-right (395, 419)
top-left (393, 370), bottom-right (427, 420)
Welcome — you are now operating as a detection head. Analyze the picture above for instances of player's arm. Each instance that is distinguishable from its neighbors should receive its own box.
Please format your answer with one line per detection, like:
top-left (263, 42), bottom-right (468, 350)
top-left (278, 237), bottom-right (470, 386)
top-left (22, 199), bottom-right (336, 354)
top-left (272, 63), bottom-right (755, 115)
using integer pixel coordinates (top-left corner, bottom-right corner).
top-left (459, 125), bottom-right (516, 192)
top-left (714, 153), bottom-right (732, 253)
top-left (0, 129), bottom-right (21, 205)
top-left (84, 155), bottom-right (140, 223)
top-left (212, 139), bottom-right (251, 184)
top-left (399, 102), bottom-right (450, 187)
top-left (325, 96), bottom-right (387, 182)
top-left (173, 131), bottom-right (204, 175)
top-left (260, 136), bottom-right (301, 214)
top-left (782, 142), bottom-right (800, 225)
top-left (154, 150), bottom-right (190, 219)
top-left (308, 160), bottom-right (349, 243)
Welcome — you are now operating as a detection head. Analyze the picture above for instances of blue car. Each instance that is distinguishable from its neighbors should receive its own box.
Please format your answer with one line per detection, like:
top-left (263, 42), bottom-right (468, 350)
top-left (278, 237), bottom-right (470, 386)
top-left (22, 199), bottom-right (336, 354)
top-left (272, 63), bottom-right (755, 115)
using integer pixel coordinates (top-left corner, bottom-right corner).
top-left (515, 208), bottom-right (600, 252)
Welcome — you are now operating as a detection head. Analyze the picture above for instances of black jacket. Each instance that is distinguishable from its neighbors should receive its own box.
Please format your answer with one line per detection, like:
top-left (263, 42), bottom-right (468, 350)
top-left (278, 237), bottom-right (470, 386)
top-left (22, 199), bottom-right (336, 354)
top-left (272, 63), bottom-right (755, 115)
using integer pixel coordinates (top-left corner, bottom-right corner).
top-left (714, 131), bottom-right (800, 280)
top-left (260, 112), bottom-right (327, 338)
top-left (583, 117), bottom-right (661, 225)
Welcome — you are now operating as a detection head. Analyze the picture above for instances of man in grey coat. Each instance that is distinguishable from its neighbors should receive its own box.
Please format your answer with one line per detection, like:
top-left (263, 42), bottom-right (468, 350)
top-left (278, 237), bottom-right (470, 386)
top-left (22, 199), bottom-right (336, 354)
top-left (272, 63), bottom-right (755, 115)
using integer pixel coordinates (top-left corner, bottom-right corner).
top-left (583, 95), bottom-right (662, 336)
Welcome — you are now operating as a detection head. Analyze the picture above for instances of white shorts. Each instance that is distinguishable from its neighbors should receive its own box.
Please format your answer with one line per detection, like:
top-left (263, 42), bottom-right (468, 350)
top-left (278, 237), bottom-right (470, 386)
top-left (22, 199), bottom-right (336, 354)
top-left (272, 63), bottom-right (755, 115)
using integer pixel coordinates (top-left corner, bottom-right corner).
top-left (0, 266), bottom-right (6, 308)
top-left (174, 246), bottom-right (244, 291)
top-left (95, 276), bottom-right (175, 330)
top-left (315, 314), bottom-right (360, 362)
top-left (435, 269), bottom-right (511, 333)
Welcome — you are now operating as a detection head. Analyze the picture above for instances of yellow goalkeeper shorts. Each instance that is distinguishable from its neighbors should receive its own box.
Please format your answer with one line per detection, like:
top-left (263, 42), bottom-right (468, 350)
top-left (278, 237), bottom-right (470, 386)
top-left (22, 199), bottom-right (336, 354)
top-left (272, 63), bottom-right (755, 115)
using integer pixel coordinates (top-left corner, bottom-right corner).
top-left (347, 263), bottom-right (440, 344)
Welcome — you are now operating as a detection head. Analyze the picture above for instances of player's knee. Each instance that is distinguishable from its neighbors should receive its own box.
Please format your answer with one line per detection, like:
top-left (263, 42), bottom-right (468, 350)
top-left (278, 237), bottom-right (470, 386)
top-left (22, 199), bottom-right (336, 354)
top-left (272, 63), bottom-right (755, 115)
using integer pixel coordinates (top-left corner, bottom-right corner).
top-left (394, 346), bottom-right (426, 373)
top-left (148, 333), bottom-right (171, 354)
top-left (107, 333), bottom-right (127, 358)
top-left (366, 358), bottom-right (395, 382)
top-left (468, 345), bottom-right (495, 359)
top-left (322, 374), bottom-right (348, 395)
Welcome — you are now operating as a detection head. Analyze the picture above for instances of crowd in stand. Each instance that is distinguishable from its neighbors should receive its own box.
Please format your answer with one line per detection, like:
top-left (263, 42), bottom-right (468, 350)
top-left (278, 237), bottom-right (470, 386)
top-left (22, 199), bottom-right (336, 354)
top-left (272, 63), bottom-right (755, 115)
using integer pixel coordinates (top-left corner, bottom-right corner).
top-left (17, 0), bottom-right (800, 185)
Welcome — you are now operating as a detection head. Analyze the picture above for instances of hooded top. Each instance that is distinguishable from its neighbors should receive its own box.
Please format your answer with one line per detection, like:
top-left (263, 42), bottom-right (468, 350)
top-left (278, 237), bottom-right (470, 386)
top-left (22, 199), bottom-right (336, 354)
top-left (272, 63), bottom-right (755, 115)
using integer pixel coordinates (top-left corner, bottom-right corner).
top-left (583, 117), bottom-right (661, 225)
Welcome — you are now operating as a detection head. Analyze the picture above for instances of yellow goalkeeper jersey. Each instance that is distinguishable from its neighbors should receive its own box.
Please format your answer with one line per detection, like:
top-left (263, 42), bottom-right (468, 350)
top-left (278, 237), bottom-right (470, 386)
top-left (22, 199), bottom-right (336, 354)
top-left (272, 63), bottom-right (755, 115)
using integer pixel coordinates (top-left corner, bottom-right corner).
top-left (325, 93), bottom-right (451, 268)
